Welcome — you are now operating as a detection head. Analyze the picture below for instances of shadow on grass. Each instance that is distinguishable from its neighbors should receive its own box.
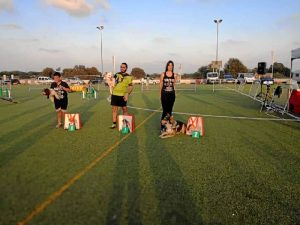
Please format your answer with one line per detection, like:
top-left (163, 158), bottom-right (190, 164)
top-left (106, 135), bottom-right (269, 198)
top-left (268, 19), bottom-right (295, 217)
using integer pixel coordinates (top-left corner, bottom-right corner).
top-left (0, 100), bottom-right (97, 167)
top-left (106, 133), bottom-right (142, 225)
top-left (0, 104), bottom-right (48, 125)
top-left (142, 95), bottom-right (204, 225)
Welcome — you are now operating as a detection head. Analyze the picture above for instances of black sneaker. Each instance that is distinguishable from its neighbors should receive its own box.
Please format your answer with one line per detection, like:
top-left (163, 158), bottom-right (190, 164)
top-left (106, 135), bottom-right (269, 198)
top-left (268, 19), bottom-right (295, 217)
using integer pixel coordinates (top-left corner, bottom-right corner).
top-left (110, 124), bottom-right (116, 129)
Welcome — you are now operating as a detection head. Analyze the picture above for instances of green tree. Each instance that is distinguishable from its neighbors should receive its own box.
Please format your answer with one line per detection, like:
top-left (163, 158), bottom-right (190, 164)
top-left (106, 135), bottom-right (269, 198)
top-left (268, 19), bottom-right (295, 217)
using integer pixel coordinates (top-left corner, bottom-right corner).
top-left (86, 67), bottom-right (100, 75)
top-left (268, 62), bottom-right (291, 77)
top-left (62, 68), bottom-right (73, 77)
top-left (197, 65), bottom-right (212, 78)
top-left (73, 65), bottom-right (87, 76)
top-left (131, 67), bottom-right (146, 79)
top-left (42, 67), bottom-right (54, 77)
top-left (224, 58), bottom-right (248, 77)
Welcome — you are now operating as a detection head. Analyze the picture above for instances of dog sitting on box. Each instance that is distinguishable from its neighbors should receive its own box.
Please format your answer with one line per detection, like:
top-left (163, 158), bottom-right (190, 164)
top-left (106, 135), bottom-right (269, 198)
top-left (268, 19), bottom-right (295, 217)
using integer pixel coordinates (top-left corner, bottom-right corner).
top-left (42, 88), bottom-right (61, 102)
top-left (159, 114), bottom-right (186, 139)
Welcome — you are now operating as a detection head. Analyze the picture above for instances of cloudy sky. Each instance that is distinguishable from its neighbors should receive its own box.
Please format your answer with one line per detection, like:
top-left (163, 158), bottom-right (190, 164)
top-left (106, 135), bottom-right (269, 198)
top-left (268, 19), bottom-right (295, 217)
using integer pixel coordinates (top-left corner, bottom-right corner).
top-left (0, 0), bottom-right (299, 73)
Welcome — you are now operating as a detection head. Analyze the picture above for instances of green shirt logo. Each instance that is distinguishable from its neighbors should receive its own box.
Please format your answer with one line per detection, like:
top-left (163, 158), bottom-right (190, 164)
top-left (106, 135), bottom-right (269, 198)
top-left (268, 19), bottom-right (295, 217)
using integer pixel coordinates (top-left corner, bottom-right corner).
top-left (112, 73), bottom-right (133, 96)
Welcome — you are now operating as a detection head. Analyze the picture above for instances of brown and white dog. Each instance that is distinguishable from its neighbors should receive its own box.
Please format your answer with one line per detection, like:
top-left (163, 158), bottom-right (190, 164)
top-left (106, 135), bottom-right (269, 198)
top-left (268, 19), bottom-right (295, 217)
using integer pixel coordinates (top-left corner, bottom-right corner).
top-left (159, 114), bottom-right (186, 139)
top-left (42, 88), bottom-right (60, 102)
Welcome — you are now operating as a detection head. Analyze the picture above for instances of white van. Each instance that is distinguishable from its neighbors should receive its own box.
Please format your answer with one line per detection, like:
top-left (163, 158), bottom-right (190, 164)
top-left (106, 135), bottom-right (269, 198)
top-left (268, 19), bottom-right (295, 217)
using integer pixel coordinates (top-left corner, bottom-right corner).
top-left (65, 77), bottom-right (85, 85)
top-left (237, 73), bottom-right (255, 84)
top-left (292, 70), bottom-right (300, 83)
top-left (36, 76), bottom-right (53, 84)
top-left (141, 77), bottom-right (159, 85)
top-left (206, 72), bottom-right (219, 84)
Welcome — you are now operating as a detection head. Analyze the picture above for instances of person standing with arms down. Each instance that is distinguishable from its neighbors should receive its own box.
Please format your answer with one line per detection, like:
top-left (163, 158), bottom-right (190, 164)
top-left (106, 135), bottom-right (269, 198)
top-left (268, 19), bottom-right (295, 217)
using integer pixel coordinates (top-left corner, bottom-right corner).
top-left (110, 63), bottom-right (134, 129)
top-left (160, 60), bottom-right (177, 132)
top-left (50, 72), bottom-right (71, 128)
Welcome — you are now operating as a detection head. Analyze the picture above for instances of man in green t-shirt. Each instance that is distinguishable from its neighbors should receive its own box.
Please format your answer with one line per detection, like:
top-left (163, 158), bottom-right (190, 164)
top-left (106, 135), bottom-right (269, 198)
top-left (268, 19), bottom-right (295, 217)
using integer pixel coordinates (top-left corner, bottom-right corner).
top-left (110, 63), bottom-right (133, 129)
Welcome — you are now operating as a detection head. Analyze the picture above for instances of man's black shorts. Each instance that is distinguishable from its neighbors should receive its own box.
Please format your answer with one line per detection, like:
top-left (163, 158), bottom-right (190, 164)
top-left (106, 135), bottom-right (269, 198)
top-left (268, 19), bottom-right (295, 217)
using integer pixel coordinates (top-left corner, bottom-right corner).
top-left (54, 99), bottom-right (68, 112)
top-left (111, 95), bottom-right (127, 107)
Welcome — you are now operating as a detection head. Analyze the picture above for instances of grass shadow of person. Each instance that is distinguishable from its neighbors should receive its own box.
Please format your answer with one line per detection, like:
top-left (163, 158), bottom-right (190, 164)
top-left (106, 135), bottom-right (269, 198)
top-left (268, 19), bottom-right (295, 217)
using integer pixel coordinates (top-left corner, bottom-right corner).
top-left (105, 132), bottom-right (142, 225)
top-left (0, 99), bottom-right (97, 167)
top-left (142, 94), bottom-right (204, 225)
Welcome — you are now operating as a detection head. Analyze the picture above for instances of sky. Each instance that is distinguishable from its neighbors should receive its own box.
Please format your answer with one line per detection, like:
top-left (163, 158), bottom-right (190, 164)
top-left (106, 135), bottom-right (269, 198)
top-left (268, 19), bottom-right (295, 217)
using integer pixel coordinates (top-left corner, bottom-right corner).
top-left (0, 0), bottom-right (300, 74)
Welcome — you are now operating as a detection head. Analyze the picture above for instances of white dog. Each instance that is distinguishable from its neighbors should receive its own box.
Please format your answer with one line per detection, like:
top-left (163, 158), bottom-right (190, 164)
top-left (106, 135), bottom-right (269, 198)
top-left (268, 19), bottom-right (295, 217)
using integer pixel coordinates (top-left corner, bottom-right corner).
top-left (105, 73), bottom-right (115, 90)
top-left (104, 72), bottom-right (115, 101)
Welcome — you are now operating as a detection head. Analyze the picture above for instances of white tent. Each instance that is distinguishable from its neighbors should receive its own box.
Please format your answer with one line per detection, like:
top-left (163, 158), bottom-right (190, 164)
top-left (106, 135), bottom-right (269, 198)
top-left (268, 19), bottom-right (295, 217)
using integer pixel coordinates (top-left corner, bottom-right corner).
top-left (290, 48), bottom-right (300, 79)
top-left (291, 48), bottom-right (300, 60)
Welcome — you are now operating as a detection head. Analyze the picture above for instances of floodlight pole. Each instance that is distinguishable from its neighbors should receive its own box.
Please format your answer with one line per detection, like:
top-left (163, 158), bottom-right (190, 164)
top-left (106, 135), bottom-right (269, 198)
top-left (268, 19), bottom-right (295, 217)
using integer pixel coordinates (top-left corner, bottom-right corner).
top-left (271, 50), bottom-right (274, 78)
top-left (96, 26), bottom-right (104, 76)
top-left (214, 19), bottom-right (222, 73)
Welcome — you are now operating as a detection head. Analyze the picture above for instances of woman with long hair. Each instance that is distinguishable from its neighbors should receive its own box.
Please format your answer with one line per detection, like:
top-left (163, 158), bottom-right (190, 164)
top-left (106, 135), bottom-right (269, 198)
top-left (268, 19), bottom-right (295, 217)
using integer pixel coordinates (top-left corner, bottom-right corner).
top-left (160, 60), bottom-right (177, 131)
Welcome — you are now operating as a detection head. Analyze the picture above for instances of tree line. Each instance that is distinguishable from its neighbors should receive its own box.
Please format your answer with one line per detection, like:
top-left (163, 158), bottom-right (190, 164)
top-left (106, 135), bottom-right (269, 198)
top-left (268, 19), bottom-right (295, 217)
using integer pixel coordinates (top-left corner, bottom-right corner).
top-left (183, 58), bottom-right (291, 79)
top-left (0, 58), bottom-right (291, 80)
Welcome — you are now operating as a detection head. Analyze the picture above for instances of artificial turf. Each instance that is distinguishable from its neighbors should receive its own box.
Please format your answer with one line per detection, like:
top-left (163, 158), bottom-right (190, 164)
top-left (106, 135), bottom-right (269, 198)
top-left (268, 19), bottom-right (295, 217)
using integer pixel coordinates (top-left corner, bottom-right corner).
top-left (0, 84), bottom-right (299, 225)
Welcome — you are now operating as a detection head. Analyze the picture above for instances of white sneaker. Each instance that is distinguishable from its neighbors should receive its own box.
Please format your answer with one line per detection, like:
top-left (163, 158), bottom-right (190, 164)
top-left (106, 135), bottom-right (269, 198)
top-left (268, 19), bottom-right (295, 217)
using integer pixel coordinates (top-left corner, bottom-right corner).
top-left (110, 124), bottom-right (116, 129)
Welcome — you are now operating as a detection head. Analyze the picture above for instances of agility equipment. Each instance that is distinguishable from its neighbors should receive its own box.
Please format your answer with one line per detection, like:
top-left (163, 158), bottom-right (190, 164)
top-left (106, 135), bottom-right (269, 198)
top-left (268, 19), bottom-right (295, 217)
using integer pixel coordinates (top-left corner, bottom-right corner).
top-left (186, 117), bottom-right (204, 136)
top-left (0, 82), bottom-right (14, 102)
top-left (70, 85), bottom-right (86, 92)
top-left (192, 131), bottom-right (201, 138)
top-left (118, 115), bottom-right (134, 133)
top-left (0, 85), bottom-right (11, 98)
top-left (82, 85), bottom-right (97, 99)
top-left (68, 123), bottom-right (76, 131)
top-left (64, 113), bottom-right (82, 130)
top-left (121, 126), bottom-right (130, 134)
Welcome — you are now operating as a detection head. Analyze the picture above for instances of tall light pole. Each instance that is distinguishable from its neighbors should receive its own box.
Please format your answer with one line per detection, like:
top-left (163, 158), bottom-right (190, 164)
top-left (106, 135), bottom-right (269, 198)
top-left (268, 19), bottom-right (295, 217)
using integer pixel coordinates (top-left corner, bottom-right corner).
top-left (96, 26), bottom-right (104, 76)
top-left (214, 19), bottom-right (222, 73)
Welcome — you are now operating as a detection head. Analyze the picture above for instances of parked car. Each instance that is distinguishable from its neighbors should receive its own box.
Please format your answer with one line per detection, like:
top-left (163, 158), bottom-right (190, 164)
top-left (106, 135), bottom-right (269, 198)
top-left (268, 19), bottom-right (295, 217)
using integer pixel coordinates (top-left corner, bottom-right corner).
top-left (36, 76), bottom-right (54, 84)
top-left (223, 74), bottom-right (235, 83)
top-left (260, 77), bottom-right (274, 85)
top-left (237, 73), bottom-right (255, 84)
top-left (65, 77), bottom-right (85, 85)
top-left (141, 77), bottom-right (159, 84)
top-left (132, 79), bottom-right (142, 85)
top-left (0, 78), bottom-right (10, 85)
top-left (206, 72), bottom-right (219, 84)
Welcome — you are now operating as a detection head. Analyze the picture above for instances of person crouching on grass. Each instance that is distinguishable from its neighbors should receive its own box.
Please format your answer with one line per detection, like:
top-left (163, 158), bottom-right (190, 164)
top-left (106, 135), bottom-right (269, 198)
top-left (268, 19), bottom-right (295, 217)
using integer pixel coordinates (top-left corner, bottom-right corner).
top-left (50, 72), bottom-right (71, 128)
top-left (110, 63), bottom-right (133, 129)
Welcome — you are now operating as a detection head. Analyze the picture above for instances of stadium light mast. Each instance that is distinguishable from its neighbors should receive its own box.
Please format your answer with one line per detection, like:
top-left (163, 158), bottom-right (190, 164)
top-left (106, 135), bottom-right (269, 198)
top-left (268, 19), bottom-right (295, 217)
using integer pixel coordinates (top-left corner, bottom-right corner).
top-left (214, 19), bottom-right (222, 73)
top-left (96, 26), bottom-right (104, 76)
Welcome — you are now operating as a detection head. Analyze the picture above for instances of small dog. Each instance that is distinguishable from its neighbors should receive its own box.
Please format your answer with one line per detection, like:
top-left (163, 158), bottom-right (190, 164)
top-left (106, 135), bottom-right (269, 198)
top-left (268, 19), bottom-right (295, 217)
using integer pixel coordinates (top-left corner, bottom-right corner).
top-left (104, 72), bottom-right (115, 94)
top-left (159, 114), bottom-right (186, 139)
top-left (42, 88), bottom-right (60, 102)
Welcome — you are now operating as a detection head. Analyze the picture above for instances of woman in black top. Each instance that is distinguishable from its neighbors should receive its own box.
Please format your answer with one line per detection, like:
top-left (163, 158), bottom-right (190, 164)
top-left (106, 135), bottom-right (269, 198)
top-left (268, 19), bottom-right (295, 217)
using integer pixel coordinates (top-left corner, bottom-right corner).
top-left (160, 60), bottom-right (177, 127)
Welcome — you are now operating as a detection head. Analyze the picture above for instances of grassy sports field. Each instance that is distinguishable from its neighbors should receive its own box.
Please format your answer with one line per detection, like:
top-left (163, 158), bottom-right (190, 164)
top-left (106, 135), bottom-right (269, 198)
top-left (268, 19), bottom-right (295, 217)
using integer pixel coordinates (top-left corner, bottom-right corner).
top-left (0, 84), bottom-right (300, 225)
